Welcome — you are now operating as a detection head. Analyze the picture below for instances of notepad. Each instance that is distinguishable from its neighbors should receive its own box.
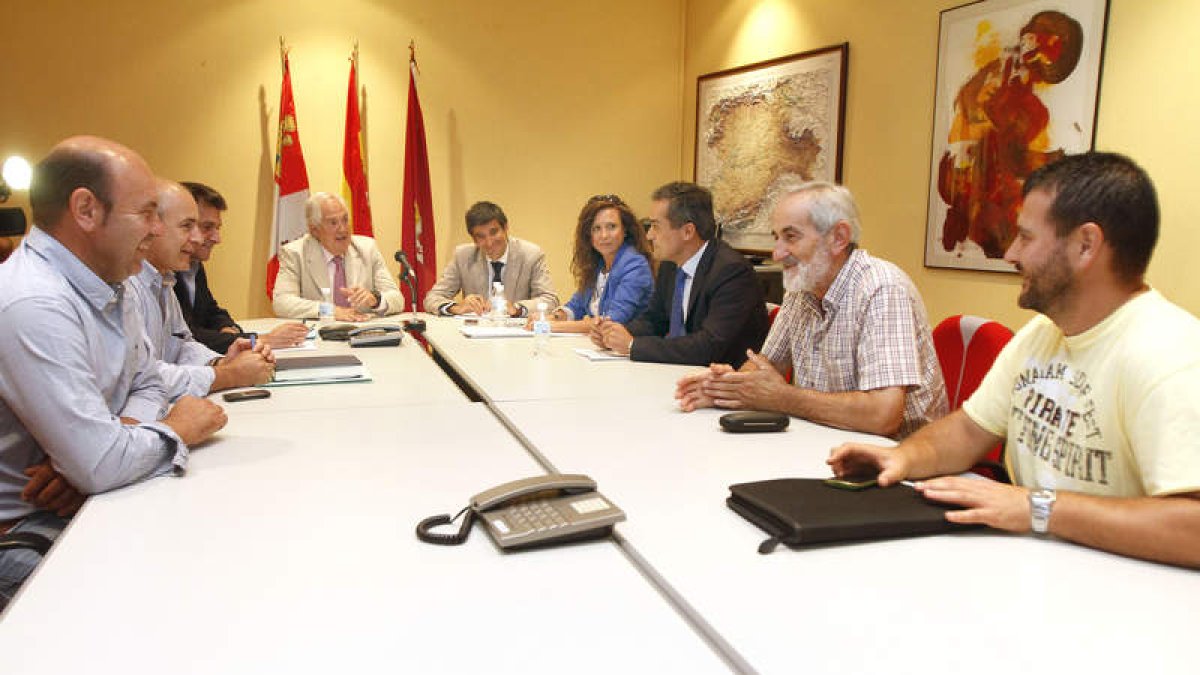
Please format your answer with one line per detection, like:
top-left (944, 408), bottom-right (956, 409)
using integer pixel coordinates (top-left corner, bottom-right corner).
top-left (267, 354), bottom-right (370, 386)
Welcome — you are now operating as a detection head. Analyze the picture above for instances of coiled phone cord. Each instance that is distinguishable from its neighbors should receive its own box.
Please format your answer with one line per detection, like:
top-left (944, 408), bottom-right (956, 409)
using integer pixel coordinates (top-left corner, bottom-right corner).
top-left (416, 505), bottom-right (476, 545)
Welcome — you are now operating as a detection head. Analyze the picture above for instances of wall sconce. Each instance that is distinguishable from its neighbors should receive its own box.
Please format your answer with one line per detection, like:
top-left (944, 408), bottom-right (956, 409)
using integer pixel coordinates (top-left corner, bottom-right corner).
top-left (0, 155), bottom-right (31, 236)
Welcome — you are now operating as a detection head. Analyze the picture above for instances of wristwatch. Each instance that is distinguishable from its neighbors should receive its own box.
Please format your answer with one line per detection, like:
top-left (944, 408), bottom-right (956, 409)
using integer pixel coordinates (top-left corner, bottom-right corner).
top-left (1029, 488), bottom-right (1056, 534)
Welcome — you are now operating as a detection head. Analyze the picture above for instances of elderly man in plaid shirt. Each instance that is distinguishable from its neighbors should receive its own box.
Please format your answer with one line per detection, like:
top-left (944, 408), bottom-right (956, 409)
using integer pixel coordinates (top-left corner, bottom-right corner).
top-left (676, 179), bottom-right (947, 439)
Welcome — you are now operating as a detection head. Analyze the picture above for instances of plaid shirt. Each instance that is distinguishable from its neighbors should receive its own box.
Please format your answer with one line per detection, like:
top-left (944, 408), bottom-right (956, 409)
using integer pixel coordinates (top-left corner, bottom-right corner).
top-left (761, 249), bottom-right (947, 438)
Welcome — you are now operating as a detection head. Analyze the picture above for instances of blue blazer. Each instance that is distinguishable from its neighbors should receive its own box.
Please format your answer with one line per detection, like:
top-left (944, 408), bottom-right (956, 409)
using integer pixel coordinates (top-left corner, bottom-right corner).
top-left (563, 243), bottom-right (653, 323)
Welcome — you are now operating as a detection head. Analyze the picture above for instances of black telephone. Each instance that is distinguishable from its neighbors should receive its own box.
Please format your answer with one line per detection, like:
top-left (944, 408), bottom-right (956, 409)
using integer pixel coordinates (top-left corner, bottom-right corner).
top-left (416, 474), bottom-right (626, 550)
top-left (348, 324), bottom-right (403, 347)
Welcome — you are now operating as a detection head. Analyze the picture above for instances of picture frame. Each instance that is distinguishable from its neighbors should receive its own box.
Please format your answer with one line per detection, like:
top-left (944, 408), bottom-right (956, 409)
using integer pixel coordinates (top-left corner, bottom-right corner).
top-left (695, 44), bottom-right (848, 255)
top-left (924, 0), bottom-right (1110, 272)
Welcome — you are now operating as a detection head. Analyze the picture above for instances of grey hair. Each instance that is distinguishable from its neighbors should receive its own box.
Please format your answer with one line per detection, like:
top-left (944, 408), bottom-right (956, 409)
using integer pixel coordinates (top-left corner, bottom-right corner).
top-left (305, 191), bottom-right (348, 227)
top-left (760, 177), bottom-right (862, 244)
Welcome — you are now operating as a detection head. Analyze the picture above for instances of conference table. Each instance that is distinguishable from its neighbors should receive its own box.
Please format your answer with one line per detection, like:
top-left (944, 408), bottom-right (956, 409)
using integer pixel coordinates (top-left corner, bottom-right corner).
top-left (2, 314), bottom-right (1197, 675)
top-left (0, 320), bottom-right (725, 674)
top-left (421, 316), bottom-right (1200, 675)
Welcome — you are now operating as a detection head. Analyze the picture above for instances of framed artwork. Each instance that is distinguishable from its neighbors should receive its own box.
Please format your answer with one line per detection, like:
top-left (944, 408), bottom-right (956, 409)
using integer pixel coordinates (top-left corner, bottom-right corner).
top-left (695, 44), bottom-right (848, 254)
top-left (924, 0), bottom-right (1110, 272)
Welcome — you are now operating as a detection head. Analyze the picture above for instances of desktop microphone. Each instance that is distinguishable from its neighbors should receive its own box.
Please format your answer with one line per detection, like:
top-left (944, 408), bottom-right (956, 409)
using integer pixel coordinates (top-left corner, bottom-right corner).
top-left (394, 250), bottom-right (426, 333)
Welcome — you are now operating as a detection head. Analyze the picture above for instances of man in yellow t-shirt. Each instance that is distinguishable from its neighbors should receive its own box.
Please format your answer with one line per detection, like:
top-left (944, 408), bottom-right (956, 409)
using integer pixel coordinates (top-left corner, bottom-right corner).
top-left (829, 152), bottom-right (1200, 568)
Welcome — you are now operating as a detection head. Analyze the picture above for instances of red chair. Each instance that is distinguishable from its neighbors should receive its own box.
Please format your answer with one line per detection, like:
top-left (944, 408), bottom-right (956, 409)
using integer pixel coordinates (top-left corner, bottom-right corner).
top-left (932, 315), bottom-right (1013, 478)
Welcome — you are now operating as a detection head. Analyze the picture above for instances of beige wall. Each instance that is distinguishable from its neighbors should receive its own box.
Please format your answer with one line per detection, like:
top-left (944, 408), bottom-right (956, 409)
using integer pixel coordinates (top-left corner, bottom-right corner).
top-left (0, 0), bottom-right (684, 318)
top-left (683, 0), bottom-right (1200, 330)
top-left (4, 1), bottom-right (1197, 329)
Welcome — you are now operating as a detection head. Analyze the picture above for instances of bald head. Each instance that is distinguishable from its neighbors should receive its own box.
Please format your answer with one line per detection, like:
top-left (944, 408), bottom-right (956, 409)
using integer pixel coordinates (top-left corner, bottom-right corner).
top-left (148, 179), bottom-right (201, 274)
top-left (30, 136), bottom-right (142, 230)
top-left (28, 135), bottom-right (162, 282)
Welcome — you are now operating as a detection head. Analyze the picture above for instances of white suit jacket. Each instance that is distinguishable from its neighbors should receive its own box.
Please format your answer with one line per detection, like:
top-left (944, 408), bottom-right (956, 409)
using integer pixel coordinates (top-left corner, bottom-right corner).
top-left (272, 234), bottom-right (404, 319)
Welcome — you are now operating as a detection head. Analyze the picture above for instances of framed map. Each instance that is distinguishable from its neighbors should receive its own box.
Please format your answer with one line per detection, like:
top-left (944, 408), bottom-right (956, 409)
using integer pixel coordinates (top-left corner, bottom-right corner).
top-left (695, 44), bottom-right (848, 254)
top-left (924, 0), bottom-right (1109, 272)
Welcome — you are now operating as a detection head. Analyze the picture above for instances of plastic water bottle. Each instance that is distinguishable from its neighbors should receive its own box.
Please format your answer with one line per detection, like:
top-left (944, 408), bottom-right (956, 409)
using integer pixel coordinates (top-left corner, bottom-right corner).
top-left (318, 288), bottom-right (334, 324)
top-left (532, 301), bottom-right (551, 356)
top-left (490, 281), bottom-right (507, 324)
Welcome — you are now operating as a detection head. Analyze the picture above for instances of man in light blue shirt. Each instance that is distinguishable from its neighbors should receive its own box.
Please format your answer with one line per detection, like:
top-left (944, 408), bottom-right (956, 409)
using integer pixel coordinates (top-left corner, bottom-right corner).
top-left (125, 180), bottom-right (274, 400)
top-left (0, 136), bottom-right (228, 610)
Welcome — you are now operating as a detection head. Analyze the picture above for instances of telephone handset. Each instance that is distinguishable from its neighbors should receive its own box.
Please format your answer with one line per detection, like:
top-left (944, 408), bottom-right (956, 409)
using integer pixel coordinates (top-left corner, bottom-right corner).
top-left (416, 474), bottom-right (626, 550)
top-left (349, 324), bottom-right (403, 347)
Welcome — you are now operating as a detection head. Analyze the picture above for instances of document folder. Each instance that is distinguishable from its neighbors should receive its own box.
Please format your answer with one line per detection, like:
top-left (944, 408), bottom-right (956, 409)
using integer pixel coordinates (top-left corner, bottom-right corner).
top-left (268, 354), bottom-right (369, 386)
top-left (727, 478), bottom-right (979, 553)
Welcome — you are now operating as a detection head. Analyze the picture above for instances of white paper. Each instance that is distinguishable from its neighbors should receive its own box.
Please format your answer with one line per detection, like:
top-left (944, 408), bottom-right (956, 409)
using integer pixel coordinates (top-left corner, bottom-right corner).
top-left (573, 348), bottom-right (628, 361)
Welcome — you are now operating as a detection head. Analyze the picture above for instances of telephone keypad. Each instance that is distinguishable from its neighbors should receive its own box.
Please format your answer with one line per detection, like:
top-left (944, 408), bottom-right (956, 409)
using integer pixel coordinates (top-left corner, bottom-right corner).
top-left (508, 500), bottom-right (569, 533)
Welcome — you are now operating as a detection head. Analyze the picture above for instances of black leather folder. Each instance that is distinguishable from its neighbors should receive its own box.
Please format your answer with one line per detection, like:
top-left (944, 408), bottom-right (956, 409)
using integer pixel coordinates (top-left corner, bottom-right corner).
top-left (727, 478), bottom-right (980, 554)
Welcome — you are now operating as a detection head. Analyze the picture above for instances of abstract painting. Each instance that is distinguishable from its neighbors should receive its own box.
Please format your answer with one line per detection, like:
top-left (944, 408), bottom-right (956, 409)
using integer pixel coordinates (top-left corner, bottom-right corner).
top-left (925, 0), bottom-right (1109, 272)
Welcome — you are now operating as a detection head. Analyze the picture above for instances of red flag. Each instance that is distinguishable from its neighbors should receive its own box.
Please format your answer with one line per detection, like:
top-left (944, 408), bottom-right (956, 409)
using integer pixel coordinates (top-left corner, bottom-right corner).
top-left (341, 44), bottom-right (373, 237)
top-left (400, 53), bottom-right (437, 309)
top-left (268, 44), bottom-right (311, 298)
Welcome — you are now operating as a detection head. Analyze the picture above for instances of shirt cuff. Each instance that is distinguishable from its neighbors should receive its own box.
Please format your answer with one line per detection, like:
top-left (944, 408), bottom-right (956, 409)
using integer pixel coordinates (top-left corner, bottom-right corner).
top-left (192, 366), bottom-right (217, 397)
top-left (438, 302), bottom-right (455, 316)
top-left (143, 421), bottom-right (191, 477)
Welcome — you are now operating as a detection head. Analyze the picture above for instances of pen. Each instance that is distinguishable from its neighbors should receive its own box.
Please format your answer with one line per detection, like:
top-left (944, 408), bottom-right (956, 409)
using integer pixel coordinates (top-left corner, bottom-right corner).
top-left (250, 334), bottom-right (257, 350)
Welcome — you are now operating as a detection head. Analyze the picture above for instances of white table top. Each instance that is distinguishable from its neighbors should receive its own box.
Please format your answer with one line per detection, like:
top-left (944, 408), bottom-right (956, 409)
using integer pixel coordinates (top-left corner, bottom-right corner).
top-left (0, 403), bottom-right (726, 674)
top-left (220, 317), bottom-right (466, 412)
top-left (421, 316), bottom-right (695, 402)
top-left (499, 399), bottom-right (1200, 675)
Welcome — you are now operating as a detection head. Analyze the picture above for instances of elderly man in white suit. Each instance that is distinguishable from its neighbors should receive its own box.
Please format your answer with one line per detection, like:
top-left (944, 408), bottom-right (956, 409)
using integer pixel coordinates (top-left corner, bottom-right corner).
top-left (272, 192), bottom-right (404, 321)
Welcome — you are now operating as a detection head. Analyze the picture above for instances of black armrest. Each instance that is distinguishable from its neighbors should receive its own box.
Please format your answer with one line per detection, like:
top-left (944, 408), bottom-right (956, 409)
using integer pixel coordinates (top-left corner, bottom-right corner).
top-left (0, 532), bottom-right (53, 556)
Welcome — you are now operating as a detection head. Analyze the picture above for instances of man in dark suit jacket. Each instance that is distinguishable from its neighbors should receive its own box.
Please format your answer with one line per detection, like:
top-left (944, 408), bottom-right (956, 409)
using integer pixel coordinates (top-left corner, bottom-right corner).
top-left (178, 183), bottom-right (308, 351)
top-left (592, 182), bottom-right (767, 367)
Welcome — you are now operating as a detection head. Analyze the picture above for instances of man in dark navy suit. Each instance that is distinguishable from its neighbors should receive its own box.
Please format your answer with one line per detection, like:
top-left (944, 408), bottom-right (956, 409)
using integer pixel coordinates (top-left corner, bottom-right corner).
top-left (177, 182), bottom-right (307, 350)
top-left (592, 181), bottom-right (768, 367)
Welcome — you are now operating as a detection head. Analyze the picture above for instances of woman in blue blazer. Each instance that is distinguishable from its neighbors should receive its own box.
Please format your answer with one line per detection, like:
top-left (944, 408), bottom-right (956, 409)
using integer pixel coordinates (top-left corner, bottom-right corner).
top-left (547, 195), bottom-right (654, 332)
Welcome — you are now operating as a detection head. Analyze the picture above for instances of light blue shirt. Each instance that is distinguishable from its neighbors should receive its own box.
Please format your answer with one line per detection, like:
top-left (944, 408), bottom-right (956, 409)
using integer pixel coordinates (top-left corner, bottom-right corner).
top-left (678, 241), bottom-right (709, 323)
top-left (177, 262), bottom-right (198, 306)
top-left (0, 228), bottom-right (188, 521)
top-left (126, 262), bottom-right (219, 399)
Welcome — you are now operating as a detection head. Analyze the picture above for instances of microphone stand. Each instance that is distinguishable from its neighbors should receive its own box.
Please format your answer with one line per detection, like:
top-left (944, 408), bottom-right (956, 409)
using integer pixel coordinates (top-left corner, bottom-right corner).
top-left (395, 251), bottom-right (426, 333)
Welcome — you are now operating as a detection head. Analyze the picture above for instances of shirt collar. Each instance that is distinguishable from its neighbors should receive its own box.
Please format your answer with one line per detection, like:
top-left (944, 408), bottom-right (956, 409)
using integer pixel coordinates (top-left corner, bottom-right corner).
top-left (679, 241), bottom-right (709, 278)
top-left (805, 247), bottom-right (865, 315)
top-left (23, 226), bottom-right (122, 311)
top-left (321, 244), bottom-right (341, 265)
top-left (177, 261), bottom-right (199, 283)
top-left (486, 243), bottom-right (510, 266)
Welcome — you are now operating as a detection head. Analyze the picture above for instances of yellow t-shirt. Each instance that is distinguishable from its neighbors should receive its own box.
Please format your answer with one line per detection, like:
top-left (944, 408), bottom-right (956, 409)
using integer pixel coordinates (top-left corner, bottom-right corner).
top-left (962, 290), bottom-right (1200, 497)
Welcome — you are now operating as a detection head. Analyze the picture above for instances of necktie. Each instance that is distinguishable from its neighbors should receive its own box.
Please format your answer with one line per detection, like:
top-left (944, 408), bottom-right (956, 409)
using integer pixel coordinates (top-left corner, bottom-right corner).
top-left (668, 269), bottom-right (689, 338)
top-left (490, 260), bottom-right (504, 287)
top-left (333, 256), bottom-right (348, 307)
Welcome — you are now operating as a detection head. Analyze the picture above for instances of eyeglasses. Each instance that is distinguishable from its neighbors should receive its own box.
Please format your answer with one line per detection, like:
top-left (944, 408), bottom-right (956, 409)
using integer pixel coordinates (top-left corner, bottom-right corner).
top-left (588, 194), bottom-right (626, 206)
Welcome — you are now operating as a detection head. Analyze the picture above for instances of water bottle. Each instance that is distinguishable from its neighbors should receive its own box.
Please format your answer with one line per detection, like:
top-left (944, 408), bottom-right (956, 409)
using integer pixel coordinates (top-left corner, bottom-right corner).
top-left (490, 281), bottom-right (507, 323)
top-left (318, 288), bottom-right (334, 324)
top-left (532, 301), bottom-right (551, 356)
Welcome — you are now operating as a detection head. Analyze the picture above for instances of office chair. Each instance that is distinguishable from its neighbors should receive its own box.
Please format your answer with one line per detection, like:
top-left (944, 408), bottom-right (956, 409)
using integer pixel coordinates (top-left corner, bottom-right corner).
top-left (932, 314), bottom-right (1014, 482)
top-left (0, 531), bottom-right (53, 556)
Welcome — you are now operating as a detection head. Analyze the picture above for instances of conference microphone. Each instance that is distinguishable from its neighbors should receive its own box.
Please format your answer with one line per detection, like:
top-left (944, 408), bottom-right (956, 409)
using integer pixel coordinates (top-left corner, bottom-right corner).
top-left (393, 250), bottom-right (426, 333)
top-left (394, 250), bottom-right (417, 280)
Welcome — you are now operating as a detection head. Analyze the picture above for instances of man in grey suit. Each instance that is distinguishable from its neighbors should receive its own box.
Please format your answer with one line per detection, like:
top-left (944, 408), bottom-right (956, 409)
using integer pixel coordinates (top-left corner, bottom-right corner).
top-left (423, 201), bottom-right (558, 317)
top-left (272, 192), bottom-right (405, 321)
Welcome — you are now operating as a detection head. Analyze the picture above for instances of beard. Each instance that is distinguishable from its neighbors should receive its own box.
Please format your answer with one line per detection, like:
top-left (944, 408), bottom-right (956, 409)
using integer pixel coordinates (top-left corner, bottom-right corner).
top-left (781, 246), bottom-right (833, 294)
top-left (1017, 245), bottom-right (1074, 315)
